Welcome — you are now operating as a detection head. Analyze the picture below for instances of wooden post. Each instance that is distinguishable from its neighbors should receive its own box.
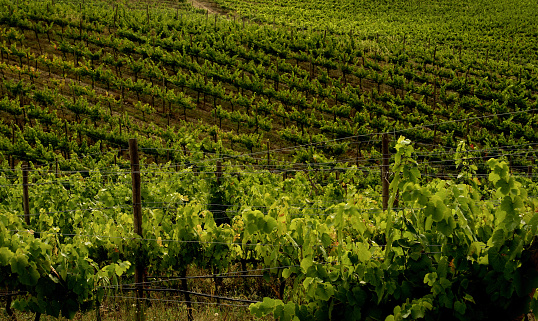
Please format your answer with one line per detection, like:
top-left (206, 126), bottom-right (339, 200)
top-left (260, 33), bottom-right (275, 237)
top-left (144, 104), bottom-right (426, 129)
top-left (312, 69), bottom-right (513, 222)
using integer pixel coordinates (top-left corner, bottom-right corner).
top-left (64, 121), bottom-right (70, 160)
top-left (465, 118), bottom-right (469, 144)
top-left (8, 129), bottom-right (13, 166)
top-left (214, 133), bottom-right (222, 184)
top-left (216, 159), bottom-right (222, 185)
top-left (23, 163), bottom-right (30, 225)
top-left (146, 4), bottom-right (149, 25)
top-left (356, 138), bottom-right (361, 167)
top-left (129, 139), bottom-right (144, 321)
top-left (11, 126), bottom-right (15, 169)
top-left (181, 269), bottom-right (194, 321)
top-left (381, 134), bottom-right (389, 211)
top-left (267, 142), bottom-right (270, 169)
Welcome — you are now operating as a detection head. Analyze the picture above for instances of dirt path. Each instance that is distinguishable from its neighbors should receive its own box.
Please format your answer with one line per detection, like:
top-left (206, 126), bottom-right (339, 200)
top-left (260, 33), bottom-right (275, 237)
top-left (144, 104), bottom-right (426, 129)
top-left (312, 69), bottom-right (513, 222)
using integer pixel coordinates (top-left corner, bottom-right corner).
top-left (190, 0), bottom-right (228, 15)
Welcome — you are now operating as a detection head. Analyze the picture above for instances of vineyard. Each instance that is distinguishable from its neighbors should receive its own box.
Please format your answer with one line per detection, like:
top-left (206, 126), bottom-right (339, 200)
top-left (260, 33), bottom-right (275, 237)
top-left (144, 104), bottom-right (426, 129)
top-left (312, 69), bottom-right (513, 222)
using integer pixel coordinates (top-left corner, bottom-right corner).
top-left (0, 0), bottom-right (538, 320)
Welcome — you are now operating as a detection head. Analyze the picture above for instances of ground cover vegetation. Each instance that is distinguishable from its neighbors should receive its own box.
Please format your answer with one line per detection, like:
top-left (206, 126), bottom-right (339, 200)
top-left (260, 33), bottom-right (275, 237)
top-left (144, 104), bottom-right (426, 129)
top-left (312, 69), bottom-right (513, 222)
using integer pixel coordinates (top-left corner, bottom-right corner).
top-left (0, 0), bottom-right (538, 320)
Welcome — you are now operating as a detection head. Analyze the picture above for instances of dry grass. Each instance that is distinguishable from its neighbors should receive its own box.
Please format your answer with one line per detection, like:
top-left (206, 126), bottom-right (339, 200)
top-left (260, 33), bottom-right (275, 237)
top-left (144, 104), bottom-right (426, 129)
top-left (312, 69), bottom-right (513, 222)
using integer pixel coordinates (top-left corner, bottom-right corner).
top-left (2, 294), bottom-right (273, 321)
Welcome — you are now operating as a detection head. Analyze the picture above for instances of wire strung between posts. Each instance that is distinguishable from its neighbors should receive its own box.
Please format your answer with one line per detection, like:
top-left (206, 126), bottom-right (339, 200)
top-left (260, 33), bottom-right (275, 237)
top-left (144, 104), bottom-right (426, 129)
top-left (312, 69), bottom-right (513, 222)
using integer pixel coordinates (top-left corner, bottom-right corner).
top-left (134, 107), bottom-right (538, 166)
top-left (105, 295), bottom-right (251, 308)
top-left (4, 230), bottom-right (300, 248)
top-left (4, 228), bottom-right (444, 262)
top-left (3, 106), bottom-right (537, 177)
top-left (12, 133), bottom-right (531, 177)
top-left (0, 291), bottom-right (27, 298)
top-left (11, 204), bottom-right (425, 220)
top-left (105, 264), bottom-right (309, 288)
top-left (14, 205), bottom-right (131, 218)
top-left (30, 145), bottom-right (530, 177)
top-left (2, 142), bottom-right (535, 179)
top-left (145, 274), bottom-right (265, 281)
top-left (116, 287), bottom-right (261, 304)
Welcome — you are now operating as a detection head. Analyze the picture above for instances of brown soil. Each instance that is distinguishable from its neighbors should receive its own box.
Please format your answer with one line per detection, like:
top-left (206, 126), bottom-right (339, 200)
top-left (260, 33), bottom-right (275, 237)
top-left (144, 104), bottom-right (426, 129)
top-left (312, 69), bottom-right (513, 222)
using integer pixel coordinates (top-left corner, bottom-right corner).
top-left (190, 0), bottom-right (228, 15)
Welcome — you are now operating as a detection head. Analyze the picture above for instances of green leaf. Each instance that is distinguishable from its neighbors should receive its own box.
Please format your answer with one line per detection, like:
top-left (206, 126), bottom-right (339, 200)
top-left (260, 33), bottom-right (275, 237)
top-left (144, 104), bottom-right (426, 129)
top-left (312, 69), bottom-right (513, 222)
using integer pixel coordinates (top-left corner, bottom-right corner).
top-left (411, 305), bottom-right (426, 319)
top-left (356, 243), bottom-right (371, 262)
top-left (283, 302), bottom-right (296, 321)
top-left (27, 263), bottom-right (40, 286)
top-left (352, 216), bottom-right (367, 235)
top-left (246, 221), bottom-right (257, 235)
top-left (12, 299), bottom-right (28, 311)
top-left (115, 260), bottom-right (131, 276)
top-left (315, 282), bottom-right (334, 301)
top-left (488, 228), bottom-right (505, 247)
top-left (282, 268), bottom-right (292, 279)
top-left (0, 247), bottom-right (13, 265)
top-left (10, 252), bottom-right (29, 275)
top-left (437, 257), bottom-right (448, 278)
top-left (250, 297), bottom-right (281, 317)
top-left (497, 197), bottom-right (520, 232)
top-left (488, 172), bottom-right (501, 185)
top-left (321, 233), bottom-right (332, 247)
top-left (463, 294), bottom-right (475, 304)
top-left (454, 301), bottom-right (466, 314)
top-left (428, 195), bottom-right (448, 223)
top-left (300, 257), bottom-right (313, 273)
top-left (424, 215), bottom-right (433, 231)
top-left (424, 272), bottom-right (437, 286)
top-left (264, 216), bottom-right (277, 234)
top-left (303, 277), bottom-right (314, 293)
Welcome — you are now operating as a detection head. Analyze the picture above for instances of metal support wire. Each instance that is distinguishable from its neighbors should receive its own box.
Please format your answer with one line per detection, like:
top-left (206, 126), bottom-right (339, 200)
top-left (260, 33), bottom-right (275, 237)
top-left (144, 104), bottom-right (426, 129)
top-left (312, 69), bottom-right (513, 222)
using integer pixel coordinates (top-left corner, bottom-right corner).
top-left (117, 287), bottom-right (260, 304)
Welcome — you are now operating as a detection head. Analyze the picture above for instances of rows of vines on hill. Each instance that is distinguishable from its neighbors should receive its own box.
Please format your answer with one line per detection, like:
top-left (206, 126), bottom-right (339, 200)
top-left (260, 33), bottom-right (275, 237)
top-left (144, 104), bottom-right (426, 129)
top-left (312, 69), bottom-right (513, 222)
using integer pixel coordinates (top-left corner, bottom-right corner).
top-left (0, 0), bottom-right (536, 179)
top-left (0, 1), bottom-right (538, 318)
top-left (214, 0), bottom-right (538, 65)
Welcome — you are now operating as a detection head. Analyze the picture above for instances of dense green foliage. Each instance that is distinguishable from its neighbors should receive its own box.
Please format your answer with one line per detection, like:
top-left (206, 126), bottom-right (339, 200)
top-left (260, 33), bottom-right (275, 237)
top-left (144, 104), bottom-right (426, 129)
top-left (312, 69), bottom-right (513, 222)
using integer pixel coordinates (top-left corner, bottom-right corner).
top-left (0, 0), bottom-right (536, 172)
top-left (0, 0), bottom-right (537, 319)
top-left (215, 0), bottom-right (538, 62)
top-left (1, 138), bottom-right (538, 320)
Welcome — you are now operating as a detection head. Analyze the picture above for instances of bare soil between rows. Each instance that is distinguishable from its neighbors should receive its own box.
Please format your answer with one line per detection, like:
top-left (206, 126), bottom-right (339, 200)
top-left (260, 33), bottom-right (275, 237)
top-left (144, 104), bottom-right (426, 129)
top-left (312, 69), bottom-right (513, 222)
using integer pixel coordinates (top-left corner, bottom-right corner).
top-left (190, 0), bottom-right (228, 15)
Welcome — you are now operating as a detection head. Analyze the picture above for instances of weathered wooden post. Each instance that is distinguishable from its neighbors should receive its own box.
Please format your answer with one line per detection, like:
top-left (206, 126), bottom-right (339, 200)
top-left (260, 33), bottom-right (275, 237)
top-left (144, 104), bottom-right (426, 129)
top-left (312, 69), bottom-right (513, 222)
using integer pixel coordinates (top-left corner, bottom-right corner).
top-left (382, 134), bottom-right (389, 211)
top-left (129, 139), bottom-right (144, 321)
top-left (23, 162), bottom-right (30, 225)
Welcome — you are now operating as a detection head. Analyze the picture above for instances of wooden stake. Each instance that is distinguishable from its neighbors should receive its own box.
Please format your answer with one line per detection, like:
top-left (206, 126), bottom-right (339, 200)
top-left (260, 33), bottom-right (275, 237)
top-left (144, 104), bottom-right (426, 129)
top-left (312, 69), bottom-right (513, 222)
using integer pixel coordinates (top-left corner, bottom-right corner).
top-left (129, 139), bottom-right (144, 321)
top-left (381, 134), bottom-right (389, 211)
top-left (267, 142), bottom-right (270, 168)
top-left (146, 5), bottom-right (150, 25)
top-left (11, 126), bottom-right (15, 169)
top-left (356, 140), bottom-right (361, 168)
top-left (214, 133), bottom-right (222, 184)
top-left (23, 163), bottom-right (30, 225)
top-left (181, 269), bottom-right (194, 321)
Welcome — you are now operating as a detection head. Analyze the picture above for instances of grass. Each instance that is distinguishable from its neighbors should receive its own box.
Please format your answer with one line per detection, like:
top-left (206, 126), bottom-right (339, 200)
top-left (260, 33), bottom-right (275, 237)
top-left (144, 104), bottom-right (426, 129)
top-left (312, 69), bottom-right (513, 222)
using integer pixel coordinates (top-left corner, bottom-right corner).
top-left (2, 294), bottom-right (273, 321)
top-left (1, 263), bottom-right (277, 321)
